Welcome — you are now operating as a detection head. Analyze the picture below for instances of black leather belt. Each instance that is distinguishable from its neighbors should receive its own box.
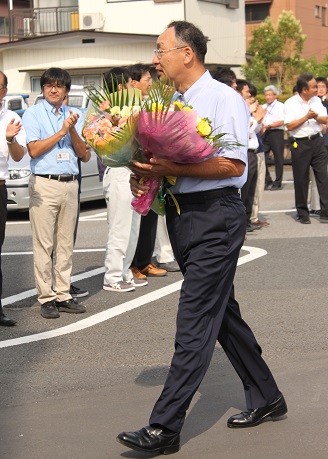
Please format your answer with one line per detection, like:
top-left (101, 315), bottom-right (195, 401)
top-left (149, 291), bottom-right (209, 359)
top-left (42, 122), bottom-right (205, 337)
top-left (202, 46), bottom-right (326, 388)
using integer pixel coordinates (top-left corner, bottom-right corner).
top-left (34, 174), bottom-right (78, 182)
top-left (0, 180), bottom-right (5, 187)
top-left (248, 149), bottom-right (258, 153)
top-left (166, 187), bottom-right (239, 206)
top-left (292, 132), bottom-right (321, 141)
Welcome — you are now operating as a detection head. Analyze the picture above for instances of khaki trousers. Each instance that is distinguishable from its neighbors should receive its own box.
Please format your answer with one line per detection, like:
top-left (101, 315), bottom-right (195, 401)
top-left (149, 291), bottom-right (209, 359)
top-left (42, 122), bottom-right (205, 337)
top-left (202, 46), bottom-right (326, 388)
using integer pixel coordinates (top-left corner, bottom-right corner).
top-left (29, 175), bottom-right (78, 304)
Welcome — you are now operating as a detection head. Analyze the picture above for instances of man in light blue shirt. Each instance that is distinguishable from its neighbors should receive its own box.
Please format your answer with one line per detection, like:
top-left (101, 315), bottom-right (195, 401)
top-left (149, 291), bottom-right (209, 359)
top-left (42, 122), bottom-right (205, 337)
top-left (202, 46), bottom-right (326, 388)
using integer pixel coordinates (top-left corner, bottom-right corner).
top-left (22, 67), bottom-right (90, 319)
top-left (117, 21), bottom-right (287, 455)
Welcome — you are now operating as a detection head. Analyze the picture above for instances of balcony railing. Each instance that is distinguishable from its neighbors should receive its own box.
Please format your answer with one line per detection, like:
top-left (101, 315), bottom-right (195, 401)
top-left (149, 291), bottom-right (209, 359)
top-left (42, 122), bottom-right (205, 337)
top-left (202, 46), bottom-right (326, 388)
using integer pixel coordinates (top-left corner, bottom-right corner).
top-left (6, 7), bottom-right (79, 42)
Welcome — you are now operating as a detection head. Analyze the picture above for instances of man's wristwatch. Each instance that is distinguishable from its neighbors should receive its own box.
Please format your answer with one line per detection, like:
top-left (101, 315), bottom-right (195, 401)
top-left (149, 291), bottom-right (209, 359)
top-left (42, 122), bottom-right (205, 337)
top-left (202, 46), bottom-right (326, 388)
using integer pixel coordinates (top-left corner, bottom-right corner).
top-left (6, 136), bottom-right (16, 145)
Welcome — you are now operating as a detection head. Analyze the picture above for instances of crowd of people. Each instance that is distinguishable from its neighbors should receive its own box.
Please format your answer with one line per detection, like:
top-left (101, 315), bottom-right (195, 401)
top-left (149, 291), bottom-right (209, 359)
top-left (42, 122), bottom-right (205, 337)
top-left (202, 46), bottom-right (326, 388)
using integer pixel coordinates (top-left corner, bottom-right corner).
top-left (0, 40), bottom-right (327, 327)
top-left (212, 68), bottom-right (328, 229)
top-left (0, 36), bottom-right (327, 324)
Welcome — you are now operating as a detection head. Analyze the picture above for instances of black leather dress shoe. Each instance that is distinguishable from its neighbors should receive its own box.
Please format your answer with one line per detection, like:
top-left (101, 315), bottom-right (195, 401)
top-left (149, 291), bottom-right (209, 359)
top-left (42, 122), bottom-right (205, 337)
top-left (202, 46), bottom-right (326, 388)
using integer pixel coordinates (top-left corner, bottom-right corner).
top-left (0, 315), bottom-right (17, 326)
top-left (227, 393), bottom-right (287, 428)
top-left (117, 425), bottom-right (180, 455)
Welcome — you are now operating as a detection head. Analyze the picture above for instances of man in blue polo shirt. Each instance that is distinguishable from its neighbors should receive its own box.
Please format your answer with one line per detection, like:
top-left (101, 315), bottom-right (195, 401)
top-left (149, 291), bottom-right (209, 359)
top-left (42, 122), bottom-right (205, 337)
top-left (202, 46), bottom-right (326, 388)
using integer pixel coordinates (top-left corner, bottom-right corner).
top-left (22, 67), bottom-right (90, 319)
top-left (117, 21), bottom-right (287, 455)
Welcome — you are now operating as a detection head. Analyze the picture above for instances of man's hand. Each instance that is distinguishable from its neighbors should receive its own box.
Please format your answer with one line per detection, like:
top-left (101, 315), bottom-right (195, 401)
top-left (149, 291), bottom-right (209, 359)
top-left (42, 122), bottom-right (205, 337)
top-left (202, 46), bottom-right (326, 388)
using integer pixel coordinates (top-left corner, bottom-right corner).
top-left (130, 158), bottom-right (178, 178)
top-left (6, 118), bottom-right (22, 141)
top-left (307, 109), bottom-right (318, 119)
top-left (130, 176), bottom-right (150, 197)
top-left (60, 110), bottom-right (80, 136)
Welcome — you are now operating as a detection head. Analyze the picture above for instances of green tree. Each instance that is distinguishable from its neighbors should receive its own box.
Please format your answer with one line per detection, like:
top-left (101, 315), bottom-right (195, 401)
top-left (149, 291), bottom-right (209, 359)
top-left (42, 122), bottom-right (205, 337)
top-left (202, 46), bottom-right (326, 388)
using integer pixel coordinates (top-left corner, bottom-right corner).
top-left (242, 11), bottom-right (306, 93)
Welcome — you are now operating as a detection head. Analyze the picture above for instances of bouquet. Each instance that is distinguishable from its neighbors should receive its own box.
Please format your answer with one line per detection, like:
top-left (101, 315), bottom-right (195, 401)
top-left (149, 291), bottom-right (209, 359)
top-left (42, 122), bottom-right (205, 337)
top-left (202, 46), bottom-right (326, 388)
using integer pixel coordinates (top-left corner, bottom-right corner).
top-left (82, 79), bottom-right (143, 167)
top-left (131, 79), bottom-right (243, 216)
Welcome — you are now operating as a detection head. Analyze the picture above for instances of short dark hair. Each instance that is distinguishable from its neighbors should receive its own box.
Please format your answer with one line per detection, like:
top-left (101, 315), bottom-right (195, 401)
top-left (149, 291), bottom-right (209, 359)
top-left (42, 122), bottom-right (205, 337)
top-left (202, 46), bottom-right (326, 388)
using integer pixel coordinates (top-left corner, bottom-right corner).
top-left (128, 63), bottom-right (151, 82)
top-left (40, 67), bottom-right (71, 91)
top-left (248, 82), bottom-right (257, 98)
top-left (103, 66), bottom-right (132, 92)
top-left (236, 79), bottom-right (249, 93)
top-left (167, 21), bottom-right (209, 64)
top-left (316, 76), bottom-right (328, 88)
top-left (0, 70), bottom-right (8, 88)
top-left (293, 85), bottom-right (298, 94)
top-left (211, 66), bottom-right (236, 87)
top-left (296, 73), bottom-right (314, 94)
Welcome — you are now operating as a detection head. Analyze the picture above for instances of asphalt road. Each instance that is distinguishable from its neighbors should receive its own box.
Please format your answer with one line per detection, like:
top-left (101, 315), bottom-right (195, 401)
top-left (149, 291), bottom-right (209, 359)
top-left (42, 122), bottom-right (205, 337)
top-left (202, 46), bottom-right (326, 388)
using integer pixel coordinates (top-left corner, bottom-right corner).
top-left (1, 168), bottom-right (327, 459)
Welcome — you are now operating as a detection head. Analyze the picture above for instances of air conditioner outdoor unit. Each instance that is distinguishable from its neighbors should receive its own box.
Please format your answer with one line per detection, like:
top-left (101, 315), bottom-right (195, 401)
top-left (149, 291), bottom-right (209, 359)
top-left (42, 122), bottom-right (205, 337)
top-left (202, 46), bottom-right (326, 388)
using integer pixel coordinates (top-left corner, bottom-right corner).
top-left (82, 13), bottom-right (103, 30)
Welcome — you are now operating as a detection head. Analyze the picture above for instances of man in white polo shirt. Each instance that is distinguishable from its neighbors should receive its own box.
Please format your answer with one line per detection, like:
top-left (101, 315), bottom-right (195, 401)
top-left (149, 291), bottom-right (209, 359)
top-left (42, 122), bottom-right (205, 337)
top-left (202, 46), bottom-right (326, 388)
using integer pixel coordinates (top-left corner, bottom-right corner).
top-left (284, 73), bottom-right (328, 224)
top-left (262, 85), bottom-right (285, 190)
top-left (0, 70), bottom-right (26, 326)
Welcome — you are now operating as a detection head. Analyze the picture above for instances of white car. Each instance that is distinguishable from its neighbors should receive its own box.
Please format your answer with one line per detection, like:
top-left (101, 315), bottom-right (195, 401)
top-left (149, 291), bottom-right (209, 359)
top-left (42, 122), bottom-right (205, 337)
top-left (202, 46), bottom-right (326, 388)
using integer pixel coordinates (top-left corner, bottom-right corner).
top-left (7, 150), bottom-right (104, 211)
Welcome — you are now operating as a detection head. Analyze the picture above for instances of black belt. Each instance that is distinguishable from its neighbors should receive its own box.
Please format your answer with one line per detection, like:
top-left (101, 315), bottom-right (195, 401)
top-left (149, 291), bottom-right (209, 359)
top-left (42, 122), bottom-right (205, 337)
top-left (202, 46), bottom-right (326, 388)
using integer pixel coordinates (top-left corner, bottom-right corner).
top-left (34, 174), bottom-right (78, 182)
top-left (166, 187), bottom-right (239, 206)
top-left (0, 180), bottom-right (5, 187)
top-left (248, 149), bottom-right (258, 153)
top-left (292, 133), bottom-right (321, 141)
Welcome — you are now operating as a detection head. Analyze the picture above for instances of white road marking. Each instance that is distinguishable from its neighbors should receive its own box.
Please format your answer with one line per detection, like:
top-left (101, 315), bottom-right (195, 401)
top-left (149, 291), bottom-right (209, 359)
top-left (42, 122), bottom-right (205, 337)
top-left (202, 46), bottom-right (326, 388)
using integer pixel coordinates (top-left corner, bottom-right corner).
top-left (0, 246), bottom-right (267, 349)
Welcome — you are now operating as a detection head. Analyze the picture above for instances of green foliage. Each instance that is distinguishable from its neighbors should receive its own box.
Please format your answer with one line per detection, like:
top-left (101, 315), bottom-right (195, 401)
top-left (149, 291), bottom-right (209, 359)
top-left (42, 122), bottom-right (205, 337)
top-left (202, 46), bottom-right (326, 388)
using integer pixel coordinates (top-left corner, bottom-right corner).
top-left (86, 74), bottom-right (142, 109)
top-left (243, 10), bottom-right (306, 93)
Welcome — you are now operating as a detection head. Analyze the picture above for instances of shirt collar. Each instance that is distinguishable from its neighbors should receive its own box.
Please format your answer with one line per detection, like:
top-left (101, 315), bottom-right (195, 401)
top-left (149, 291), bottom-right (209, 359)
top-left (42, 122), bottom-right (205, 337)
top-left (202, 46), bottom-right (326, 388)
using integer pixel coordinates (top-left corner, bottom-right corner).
top-left (183, 70), bottom-right (211, 101)
top-left (42, 98), bottom-right (65, 115)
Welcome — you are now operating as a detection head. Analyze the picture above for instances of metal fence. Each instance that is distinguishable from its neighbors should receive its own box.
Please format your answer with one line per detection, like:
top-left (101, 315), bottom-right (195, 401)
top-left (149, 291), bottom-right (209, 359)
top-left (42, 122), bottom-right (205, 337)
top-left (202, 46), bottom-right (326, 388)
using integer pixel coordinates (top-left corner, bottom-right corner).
top-left (7, 7), bottom-right (79, 41)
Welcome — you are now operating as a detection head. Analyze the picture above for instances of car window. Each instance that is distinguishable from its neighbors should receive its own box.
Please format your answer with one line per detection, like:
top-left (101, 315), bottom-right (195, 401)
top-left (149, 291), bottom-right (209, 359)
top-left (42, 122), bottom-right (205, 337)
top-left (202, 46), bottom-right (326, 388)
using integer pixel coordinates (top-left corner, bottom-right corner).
top-left (68, 95), bottom-right (84, 108)
top-left (7, 99), bottom-right (23, 111)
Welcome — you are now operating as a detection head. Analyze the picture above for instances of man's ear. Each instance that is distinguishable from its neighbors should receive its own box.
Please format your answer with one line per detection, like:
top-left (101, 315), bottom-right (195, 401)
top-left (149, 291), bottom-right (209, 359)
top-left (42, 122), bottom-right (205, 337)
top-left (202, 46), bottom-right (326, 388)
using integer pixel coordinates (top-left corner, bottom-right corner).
top-left (183, 46), bottom-right (194, 64)
top-left (131, 80), bottom-right (138, 88)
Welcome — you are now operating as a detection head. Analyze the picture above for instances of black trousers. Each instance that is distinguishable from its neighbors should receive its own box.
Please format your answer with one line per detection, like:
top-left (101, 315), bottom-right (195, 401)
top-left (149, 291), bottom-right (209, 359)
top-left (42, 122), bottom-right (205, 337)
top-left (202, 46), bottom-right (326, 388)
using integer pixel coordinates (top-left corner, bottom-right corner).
top-left (291, 135), bottom-right (328, 219)
top-left (0, 185), bottom-right (7, 315)
top-left (131, 209), bottom-right (158, 270)
top-left (263, 129), bottom-right (284, 186)
top-left (241, 151), bottom-right (258, 222)
top-left (149, 192), bottom-right (280, 433)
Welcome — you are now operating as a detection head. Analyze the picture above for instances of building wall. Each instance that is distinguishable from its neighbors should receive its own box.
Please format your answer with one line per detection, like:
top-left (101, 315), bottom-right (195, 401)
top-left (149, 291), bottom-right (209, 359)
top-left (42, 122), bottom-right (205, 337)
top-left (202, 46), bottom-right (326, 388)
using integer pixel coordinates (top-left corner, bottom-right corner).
top-left (78, 0), bottom-right (245, 66)
top-left (78, 0), bottom-right (184, 35)
top-left (1, 0), bottom-right (246, 93)
top-left (246, 0), bottom-right (328, 61)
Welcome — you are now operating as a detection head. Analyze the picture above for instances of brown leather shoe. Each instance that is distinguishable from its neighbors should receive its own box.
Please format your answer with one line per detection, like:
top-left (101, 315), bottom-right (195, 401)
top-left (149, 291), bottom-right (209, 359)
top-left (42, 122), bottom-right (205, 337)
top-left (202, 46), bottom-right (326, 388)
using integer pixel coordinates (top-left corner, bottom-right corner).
top-left (140, 263), bottom-right (167, 277)
top-left (130, 266), bottom-right (147, 280)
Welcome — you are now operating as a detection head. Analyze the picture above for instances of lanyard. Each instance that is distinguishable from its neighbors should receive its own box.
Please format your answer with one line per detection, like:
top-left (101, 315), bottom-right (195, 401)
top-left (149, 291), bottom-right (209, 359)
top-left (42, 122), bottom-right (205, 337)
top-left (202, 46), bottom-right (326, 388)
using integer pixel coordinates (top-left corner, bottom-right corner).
top-left (44, 104), bottom-right (67, 149)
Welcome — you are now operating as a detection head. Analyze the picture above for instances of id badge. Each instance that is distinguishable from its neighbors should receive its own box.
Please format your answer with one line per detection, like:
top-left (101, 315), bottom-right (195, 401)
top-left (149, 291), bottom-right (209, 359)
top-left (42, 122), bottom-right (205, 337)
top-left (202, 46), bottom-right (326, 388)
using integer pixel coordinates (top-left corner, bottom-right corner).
top-left (57, 151), bottom-right (70, 161)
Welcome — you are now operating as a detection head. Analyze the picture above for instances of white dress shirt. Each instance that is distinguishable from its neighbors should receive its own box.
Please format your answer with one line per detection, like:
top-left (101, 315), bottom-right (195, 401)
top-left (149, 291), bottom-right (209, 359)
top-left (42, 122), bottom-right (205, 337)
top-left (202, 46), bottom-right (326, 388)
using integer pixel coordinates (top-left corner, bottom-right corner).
top-left (0, 106), bottom-right (27, 180)
top-left (262, 100), bottom-right (284, 130)
top-left (284, 94), bottom-right (326, 138)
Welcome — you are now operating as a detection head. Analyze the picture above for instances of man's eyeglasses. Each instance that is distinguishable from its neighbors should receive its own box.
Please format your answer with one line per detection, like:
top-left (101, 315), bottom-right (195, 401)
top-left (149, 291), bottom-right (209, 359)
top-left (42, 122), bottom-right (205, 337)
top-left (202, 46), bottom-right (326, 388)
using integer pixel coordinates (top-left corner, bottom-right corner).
top-left (154, 46), bottom-right (186, 58)
top-left (43, 84), bottom-right (66, 90)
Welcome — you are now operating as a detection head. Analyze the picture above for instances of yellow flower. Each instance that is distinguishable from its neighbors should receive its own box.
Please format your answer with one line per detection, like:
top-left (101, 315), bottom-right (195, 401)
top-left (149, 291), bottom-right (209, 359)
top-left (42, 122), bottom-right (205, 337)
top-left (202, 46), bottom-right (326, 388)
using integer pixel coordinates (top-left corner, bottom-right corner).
top-left (197, 118), bottom-right (211, 137)
top-left (110, 106), bottom-right (121, 115)
top-left (151, 102), bottom-right (163, 112)
top-left (173, 101), bottom-right (184, 110)
top-left (182, 106), bottom-right (192, 111)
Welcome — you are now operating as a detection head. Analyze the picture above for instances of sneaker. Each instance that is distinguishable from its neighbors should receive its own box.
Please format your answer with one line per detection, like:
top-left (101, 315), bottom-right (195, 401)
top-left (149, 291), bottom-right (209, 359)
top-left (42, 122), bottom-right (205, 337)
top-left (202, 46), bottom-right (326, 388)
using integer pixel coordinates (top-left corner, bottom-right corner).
top-left (130, 266), bottom-right (147, 280)
top-left (41, 300), bottom-right (60, 319)
top-left (70, 284), bottom-right (89, 298)
top-left (140, 263), bottom-right (168, 277)
top-left (126, 277), bottom-right (148, 288)
top-left (156, 260), bottom-right (180, 272)
top-left (56, 298), bottom-right (86, 313)
top-left (309, 209), bottom-right (321, 217)
top-left (103, 281), bottom-right (135, 292)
